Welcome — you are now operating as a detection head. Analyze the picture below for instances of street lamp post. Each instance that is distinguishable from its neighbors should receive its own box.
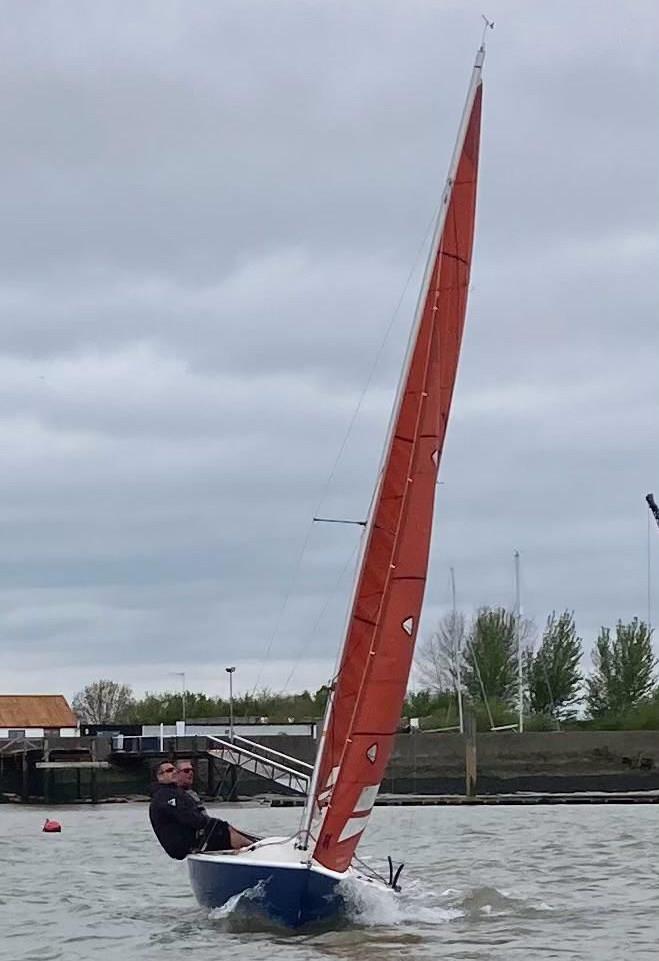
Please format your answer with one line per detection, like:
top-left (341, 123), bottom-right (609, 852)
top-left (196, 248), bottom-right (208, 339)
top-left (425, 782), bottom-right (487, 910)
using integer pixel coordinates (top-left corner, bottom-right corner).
top-left (171, 672), bottom-right (186, 730)
top-left (225, 666), bottom-right (236, 742)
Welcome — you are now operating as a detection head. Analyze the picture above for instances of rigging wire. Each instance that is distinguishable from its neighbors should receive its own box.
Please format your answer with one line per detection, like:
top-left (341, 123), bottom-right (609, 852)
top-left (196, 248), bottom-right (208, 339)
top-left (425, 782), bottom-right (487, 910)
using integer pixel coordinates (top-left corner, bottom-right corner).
top-left (290, 821), bottom-right (401, 889)
top-left (351, 851), bottom-right (391, 886)
top-left (280, 539), bottom-right (361, 693)
top-left (251, 209), bottom-right (439, 695)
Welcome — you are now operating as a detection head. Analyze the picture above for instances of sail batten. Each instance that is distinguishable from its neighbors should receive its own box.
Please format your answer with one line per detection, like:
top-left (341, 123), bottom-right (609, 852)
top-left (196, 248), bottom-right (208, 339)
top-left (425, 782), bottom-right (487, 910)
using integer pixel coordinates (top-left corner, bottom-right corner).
top-left (302, 52), bottom-right (485, 874)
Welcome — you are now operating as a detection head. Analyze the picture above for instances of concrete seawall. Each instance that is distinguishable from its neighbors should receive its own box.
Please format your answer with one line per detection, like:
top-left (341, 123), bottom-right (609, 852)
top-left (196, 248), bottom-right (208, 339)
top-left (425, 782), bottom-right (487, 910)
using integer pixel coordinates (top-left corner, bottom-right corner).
top-left (3, 730), bottom-right (659, 802)
top-left (381, 730), bottom-right (659, 794)
top-left (171, 730), bottom-right (659, 798)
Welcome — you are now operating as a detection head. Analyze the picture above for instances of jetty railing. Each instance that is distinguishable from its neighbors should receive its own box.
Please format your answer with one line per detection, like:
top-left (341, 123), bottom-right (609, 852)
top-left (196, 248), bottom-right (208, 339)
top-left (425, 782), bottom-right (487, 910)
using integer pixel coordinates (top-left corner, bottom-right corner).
top-left (206, 735), bottom-right (311, 795)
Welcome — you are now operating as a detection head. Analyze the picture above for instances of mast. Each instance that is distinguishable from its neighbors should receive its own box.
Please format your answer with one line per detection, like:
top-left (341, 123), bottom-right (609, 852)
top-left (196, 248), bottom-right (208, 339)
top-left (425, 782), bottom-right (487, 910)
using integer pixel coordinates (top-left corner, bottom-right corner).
top-left (300, 42), bottom-right (486, 869)
top-left (514, 550), bottom-right (523, 733)
top-left (646, 494), bottom-right (659, 631)
top-left (451, 566), bottom-right (464, 734)
top-left (649, 509), bottom-right (652, 633)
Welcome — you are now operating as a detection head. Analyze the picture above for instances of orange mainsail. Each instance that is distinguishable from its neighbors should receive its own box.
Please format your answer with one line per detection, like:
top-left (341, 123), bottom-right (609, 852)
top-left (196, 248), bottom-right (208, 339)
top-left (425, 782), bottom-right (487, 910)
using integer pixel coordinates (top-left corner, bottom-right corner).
top-left (304, 52), bottom-right (484, 874)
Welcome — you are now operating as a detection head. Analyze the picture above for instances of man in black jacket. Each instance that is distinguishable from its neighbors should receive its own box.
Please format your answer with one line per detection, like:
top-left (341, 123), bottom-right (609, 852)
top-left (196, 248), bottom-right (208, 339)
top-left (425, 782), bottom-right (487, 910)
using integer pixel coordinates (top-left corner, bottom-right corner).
top-left (149, 760), bottom-right (238, 859)
top-left (174, 759), bottom-right (257, 851)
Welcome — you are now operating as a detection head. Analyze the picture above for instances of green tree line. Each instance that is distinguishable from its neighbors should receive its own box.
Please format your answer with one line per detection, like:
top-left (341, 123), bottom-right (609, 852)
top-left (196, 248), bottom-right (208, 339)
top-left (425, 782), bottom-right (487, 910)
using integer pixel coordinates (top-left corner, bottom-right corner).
top-left (73, 682), bottom-right (330, 725)
top-left (72, 611), bottom-right (659, 731)
top-left (415, 609), bottom-right (657, 731)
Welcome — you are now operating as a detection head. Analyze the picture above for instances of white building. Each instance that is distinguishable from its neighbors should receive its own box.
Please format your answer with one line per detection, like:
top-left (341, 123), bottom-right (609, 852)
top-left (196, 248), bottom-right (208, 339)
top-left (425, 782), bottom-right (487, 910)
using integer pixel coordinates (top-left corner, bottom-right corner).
top-left (141, 720), bottom-right (317, 739)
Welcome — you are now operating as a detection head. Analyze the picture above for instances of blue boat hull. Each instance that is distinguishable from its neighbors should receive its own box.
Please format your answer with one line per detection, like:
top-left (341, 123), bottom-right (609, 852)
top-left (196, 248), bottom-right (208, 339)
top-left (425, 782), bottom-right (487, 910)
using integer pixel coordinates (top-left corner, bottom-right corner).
top-left (188, 855), bottom-right (344, 928)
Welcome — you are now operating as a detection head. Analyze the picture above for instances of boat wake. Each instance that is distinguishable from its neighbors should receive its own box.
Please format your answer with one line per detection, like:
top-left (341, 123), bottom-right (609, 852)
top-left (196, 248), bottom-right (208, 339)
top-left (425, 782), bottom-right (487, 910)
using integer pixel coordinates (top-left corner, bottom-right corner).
top-left (339, 874), bottom-right (462, 927)
top-left (207, 880), bottom-right (270, 924)
top-left (204, 872), bottom-right (552, 933)
top-left (340, 873), bottom-right (555, 928)
top-left (440, 884), bottom-right (554, 920)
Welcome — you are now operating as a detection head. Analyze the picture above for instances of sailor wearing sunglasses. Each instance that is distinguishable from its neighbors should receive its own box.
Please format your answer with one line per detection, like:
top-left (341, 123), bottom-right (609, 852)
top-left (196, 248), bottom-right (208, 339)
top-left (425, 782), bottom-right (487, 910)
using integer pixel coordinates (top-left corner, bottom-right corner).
top-left (148, 760), bottom-right (254, 859)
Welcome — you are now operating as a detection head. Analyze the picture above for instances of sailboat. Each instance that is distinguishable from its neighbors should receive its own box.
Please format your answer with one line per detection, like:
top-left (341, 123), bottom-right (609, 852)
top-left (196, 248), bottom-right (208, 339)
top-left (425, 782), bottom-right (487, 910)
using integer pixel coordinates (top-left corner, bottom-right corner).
top-left (188, 39), bottom-right (486, 928)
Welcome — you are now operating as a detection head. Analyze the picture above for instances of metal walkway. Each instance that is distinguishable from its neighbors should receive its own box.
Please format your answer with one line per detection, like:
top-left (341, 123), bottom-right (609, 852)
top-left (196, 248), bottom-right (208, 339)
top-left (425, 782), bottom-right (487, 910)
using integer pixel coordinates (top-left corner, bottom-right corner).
top-left (207, 733), bottom-right (312, 795)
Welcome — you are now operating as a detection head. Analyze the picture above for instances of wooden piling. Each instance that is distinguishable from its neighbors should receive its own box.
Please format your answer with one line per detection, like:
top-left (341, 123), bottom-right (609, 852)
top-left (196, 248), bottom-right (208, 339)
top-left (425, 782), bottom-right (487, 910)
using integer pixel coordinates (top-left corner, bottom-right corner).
top-left (227, 763), bottom-right (238, 802)
top-left (21, 744), bottom-right (29, 801)
top-left (464, 709), bottom-right (477, 798)
top-left (90, 739), bottom-right (98, 804)
top-left (43, 740), bottom-right (51, 804)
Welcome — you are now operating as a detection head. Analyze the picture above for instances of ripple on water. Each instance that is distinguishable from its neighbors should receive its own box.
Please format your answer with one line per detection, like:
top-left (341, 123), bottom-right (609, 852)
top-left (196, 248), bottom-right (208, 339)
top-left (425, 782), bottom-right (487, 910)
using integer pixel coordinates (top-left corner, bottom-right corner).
top-left (442, 884), bottom-right (555, 920)
top-left (3, 803), bottom-right (659, 960)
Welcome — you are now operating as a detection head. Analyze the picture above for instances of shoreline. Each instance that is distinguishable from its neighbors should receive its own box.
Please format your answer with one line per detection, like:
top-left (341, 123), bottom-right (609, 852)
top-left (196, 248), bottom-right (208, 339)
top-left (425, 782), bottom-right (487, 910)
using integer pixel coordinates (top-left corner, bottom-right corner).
top-left (5, 789), bottom-right (659, 806)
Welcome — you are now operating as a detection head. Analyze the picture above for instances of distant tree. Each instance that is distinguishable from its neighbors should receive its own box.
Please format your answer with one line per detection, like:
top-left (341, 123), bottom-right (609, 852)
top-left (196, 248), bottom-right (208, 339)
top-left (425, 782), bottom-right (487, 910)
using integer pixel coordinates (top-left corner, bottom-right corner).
top-left (128, 685), bottom-right (328, 725)
top-left (415, 610), bottom-right (466, 694)
top-left (130, 689), bottom-right (195, 724)
top-left (72, 679), bottom-right (135, 723)
top-left (526, 611), bottom-right (583, 720)
top-left (404, 687), bottom-right (455, 719)
top-left (404, 688), bottom-right (436, 717)
top-left (586, 618), bottom-right (657, 717)
top-left (313, 685), bottom-right (330, 714)
top-left (463, 607), bottom-right (532, 708)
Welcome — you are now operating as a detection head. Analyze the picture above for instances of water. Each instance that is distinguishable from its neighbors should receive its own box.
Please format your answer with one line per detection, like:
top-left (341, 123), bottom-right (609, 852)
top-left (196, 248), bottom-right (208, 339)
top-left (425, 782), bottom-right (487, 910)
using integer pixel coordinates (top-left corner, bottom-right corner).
top-left (1, 801), bottom-right (658, 960)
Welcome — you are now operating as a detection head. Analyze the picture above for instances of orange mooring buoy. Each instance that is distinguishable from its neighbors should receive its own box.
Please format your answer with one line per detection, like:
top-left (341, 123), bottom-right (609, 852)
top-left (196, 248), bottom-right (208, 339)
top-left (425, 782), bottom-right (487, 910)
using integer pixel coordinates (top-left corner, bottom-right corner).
top-left (42, 818), bottom-right (62, 833)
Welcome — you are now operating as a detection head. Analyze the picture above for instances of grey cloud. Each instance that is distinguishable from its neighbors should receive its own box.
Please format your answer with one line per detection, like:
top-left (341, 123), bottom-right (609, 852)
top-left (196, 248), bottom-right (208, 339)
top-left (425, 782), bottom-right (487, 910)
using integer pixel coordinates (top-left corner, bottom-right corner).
top-left (0, 1), bottom-right (657, 699)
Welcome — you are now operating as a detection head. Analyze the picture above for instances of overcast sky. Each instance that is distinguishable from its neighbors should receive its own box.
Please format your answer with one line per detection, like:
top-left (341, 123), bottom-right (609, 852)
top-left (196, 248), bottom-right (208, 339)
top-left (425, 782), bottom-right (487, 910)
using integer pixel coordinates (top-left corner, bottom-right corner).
top-left (1, 1), bottom-right (658, 703)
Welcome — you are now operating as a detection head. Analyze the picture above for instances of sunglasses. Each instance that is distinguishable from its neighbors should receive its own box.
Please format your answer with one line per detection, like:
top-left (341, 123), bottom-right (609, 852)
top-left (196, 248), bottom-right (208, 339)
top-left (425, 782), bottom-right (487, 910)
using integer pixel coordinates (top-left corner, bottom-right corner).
top-left (178, 767), bottom-right (194, 774)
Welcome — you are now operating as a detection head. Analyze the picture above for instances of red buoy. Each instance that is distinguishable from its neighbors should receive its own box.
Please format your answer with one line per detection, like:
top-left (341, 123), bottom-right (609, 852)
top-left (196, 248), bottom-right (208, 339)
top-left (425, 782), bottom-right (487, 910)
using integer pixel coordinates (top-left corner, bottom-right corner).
top-left (42, 818), bottom-right (61, 833)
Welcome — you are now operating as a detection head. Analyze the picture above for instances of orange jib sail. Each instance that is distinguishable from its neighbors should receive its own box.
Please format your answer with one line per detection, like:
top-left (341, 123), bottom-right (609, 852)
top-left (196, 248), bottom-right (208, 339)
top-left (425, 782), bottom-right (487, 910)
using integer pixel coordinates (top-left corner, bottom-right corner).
top-left (308, 56), bottom-right (484, 874)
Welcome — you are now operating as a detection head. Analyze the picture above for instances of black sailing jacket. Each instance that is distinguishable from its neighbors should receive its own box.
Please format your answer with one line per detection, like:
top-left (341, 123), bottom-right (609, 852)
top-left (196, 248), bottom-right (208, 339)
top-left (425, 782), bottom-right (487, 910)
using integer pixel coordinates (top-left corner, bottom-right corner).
top-left (149, 783), bottom-right (209, 860)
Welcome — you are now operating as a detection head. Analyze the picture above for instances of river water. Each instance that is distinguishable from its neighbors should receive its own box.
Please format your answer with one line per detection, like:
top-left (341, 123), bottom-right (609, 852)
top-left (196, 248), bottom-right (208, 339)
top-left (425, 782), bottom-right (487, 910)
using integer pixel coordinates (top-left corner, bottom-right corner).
top-left (1, 801), bottom-right (658, 960)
